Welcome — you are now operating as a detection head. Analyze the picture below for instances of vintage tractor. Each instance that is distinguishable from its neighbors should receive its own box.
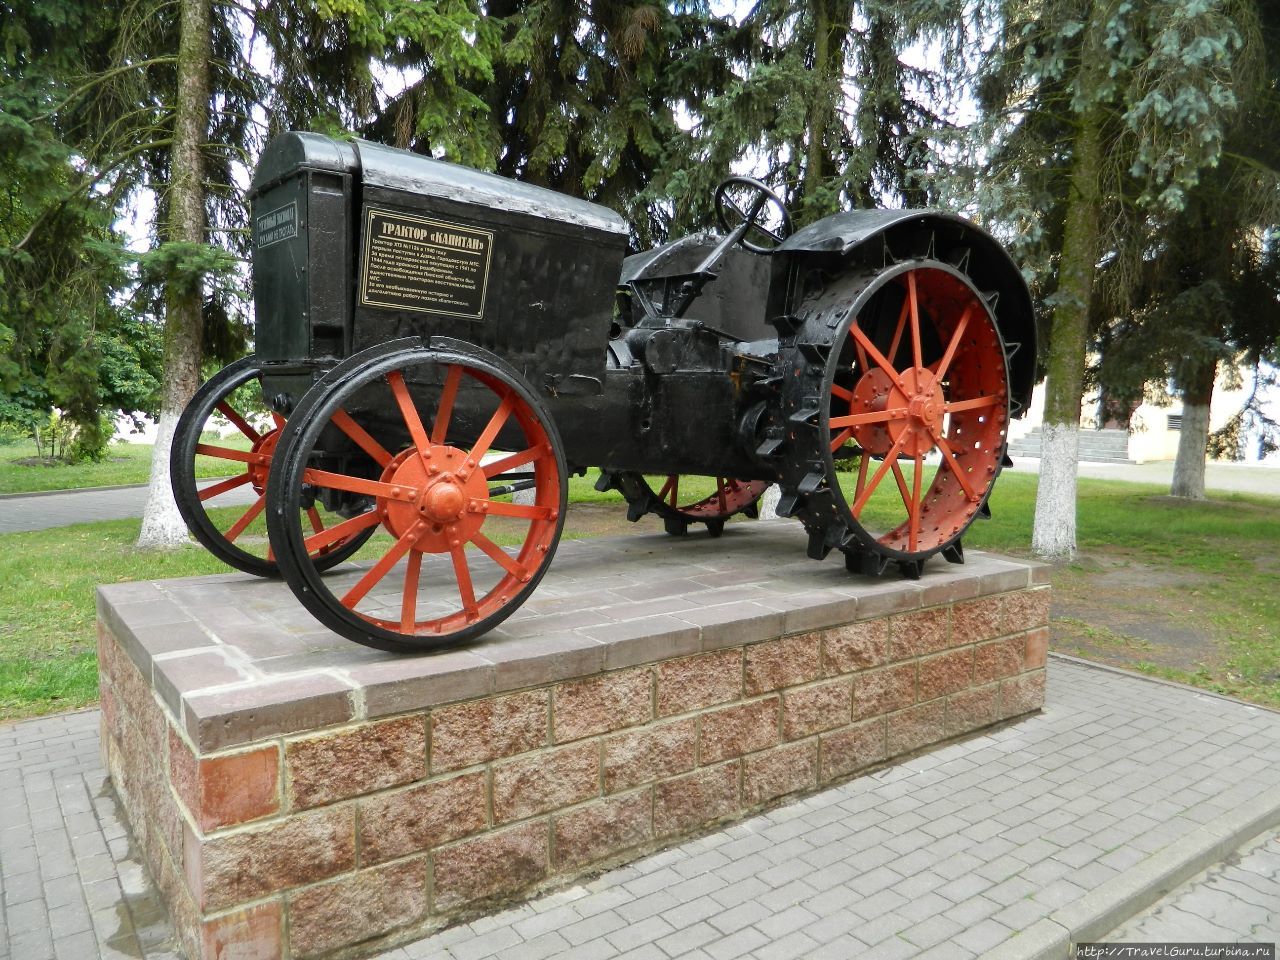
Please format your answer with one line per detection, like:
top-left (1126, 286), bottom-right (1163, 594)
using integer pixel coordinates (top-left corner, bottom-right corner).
top-left (172, 132), bottom-right (1036, 653)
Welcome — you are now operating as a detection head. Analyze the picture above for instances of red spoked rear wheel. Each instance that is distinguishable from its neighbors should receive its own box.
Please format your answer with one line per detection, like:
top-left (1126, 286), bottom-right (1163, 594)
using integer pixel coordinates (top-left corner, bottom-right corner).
top-left (171, 356), bottom-right (374, 577)
top-left (824, 263), bottom-right (1009, 565)
top-left (267, 345), bottom-right (566, 652)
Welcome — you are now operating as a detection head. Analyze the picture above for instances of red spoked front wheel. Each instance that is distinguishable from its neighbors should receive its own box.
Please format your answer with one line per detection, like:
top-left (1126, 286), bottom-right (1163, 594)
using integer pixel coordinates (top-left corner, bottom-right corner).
top-left (823, 263), bottom-right (1009, 570)
top-left (266, 343), bottom-right (566, 652)
top-left (171, 356), bottom-right (375, 577)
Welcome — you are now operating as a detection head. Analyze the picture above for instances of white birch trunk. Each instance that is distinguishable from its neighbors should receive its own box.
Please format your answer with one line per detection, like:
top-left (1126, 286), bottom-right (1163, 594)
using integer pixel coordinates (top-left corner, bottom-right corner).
top-left (1031, 422), bottom-right (1079, 561)
top-left (758, 484), bottom-right (781, 521)
top-left (136, 410), bottom-right (190, 547)
top-left (1170, 402), bottom-right (1210, 499)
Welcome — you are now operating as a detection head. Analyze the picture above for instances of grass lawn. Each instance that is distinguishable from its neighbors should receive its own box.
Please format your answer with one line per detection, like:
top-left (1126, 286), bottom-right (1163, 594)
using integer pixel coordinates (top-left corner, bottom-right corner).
top-left (1, 468), bottom-right (1277, 721)
top-left (0, 439), bottom-right (248, 495)
top-left (0, 440), bottom-right (159, 494)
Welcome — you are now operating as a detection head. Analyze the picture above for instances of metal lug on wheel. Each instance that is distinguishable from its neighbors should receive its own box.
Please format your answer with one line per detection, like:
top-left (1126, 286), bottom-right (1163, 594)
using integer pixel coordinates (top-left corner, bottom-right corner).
top-left (705, 519), bottom-right (725, 538)
top-left (664, 516), bottom-right (689, 537)
top-left (941, 541), bottom-right (964, 565)
top-left (806, 528), bottom-right (832, 560)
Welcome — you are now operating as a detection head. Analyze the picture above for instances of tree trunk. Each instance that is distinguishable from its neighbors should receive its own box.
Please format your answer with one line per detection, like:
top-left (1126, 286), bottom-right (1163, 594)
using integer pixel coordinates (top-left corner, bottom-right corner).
top-left (800, 0), bottom-right (849, 218)
top-left (805, 0), bottom-right (831, 201)
top-left (1170, 358), bottom-right (1216, 499)
top-left (137, 0), bottom-right (211, 548)
top-left (1031, 38), bottom-right (1106, 561)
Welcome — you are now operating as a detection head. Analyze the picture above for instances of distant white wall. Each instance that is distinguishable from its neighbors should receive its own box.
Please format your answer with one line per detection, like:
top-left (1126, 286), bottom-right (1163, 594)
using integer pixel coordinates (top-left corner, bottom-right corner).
top-left (1014, 360), bottom-right (1279, 464)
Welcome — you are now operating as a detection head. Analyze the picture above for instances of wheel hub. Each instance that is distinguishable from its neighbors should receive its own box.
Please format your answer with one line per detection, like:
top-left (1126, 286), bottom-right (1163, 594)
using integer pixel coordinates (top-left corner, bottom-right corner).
top-left (381, 445), bottom-right (489, 551)
top-left (248, 430), bottom-right (279, 494)
top-left (887, 368), bottom-right (944, 458)
top-left (419, 481), bottom-right (465, 522)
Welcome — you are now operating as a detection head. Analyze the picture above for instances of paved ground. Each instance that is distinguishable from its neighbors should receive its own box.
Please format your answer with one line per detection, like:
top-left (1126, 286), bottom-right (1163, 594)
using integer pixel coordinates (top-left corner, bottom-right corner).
top-left (1107, 829), bottom-right (1280, 945)
top-left (0, 481), bottom-right (255, 535)
top-left (0, 710), bottom-right (181, 960)
top-left (0, 457), bottom-right (1274, 535)
top-left (1009, 456), bottom-right (1279, 498)
top-left (3, 658), bottom-right (1278, 960)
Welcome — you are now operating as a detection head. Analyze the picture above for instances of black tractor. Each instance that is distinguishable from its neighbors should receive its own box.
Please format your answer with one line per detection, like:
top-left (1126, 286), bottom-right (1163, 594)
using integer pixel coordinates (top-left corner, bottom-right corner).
top-left (172, 133), bottom-right (1035, 652)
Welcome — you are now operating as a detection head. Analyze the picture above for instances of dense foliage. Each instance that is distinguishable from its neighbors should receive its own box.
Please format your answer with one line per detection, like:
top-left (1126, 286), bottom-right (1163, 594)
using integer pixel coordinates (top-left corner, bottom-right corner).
top-left (2, 0), bottom-right (1276, 480)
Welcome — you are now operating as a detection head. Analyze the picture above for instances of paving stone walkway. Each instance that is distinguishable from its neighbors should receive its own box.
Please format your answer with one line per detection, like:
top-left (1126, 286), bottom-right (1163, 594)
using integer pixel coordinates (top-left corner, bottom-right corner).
top-left (2, 658), bottom-right (1278, 960)
top-left (1107, 828), bottom-right (1280, 945)
top-left (0, 710), bottom-right (180, 959)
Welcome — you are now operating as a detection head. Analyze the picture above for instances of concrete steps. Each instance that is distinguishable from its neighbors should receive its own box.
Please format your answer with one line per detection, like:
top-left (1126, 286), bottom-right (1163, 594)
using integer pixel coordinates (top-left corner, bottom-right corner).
top-left (1009, 427), bottom-right (1132, 463)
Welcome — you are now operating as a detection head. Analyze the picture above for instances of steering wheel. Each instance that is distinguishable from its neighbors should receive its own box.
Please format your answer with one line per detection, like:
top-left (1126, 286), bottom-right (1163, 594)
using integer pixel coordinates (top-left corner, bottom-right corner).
top-left (714, 176), bottom-right (793, 254)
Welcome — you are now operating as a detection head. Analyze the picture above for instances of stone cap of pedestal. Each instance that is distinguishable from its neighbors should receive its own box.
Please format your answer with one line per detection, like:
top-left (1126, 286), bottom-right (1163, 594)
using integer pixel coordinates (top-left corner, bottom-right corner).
top-left (96, 526), bottom-right (1046, 753)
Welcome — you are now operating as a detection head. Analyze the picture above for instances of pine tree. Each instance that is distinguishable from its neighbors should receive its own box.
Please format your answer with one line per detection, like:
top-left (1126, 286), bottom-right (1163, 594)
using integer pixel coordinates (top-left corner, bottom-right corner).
top-left (974, 0), bottom-right (1261, 558)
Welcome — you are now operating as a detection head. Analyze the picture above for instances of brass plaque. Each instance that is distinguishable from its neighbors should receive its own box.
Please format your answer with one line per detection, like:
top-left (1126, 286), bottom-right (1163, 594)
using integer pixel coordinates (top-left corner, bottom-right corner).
top-left (359, 208), bottom-right (494, 319)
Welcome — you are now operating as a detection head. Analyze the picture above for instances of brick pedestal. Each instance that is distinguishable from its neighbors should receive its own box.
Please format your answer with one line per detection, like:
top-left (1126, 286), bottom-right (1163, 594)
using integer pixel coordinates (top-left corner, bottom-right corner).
top-left (96, 526), bottom-right (1048, 960)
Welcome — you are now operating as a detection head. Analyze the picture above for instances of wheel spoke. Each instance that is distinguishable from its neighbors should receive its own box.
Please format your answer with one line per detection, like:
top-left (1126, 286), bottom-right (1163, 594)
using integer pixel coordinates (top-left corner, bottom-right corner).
top-left (482, 444), bottom-right (548, 480)
top-left (890, 460), bottom-right (912, 513)
top-left (224, 495), bottom-right (266, 543)
top-left (478, 500), bottom-right (555, 520)
top-left (849, 323), bottom-right (902, 385)
top-left (910, 452), bottom-right (923, 551)
top-left (302, 510), bottom-right (381, 553)
top-left (387, 371), bottom-right (431, 456)
top-left (197, 473), bottom-right (252, 502)
top-left (944, 394), bottom-right (1003, 414)
top-left (471, 532), bottom-right (524, 577)
top-left (931, 430), bottom-right (978, 501)
top-left (468, 393), bottom-right (515, 463)
top-left (306, 508), bottom-right (325, 534)
top-left (830, 427), bottom-right (855, 452)
top-left (829, 383), bottom-right (854, 402)
top-left (331, 408), bottom-right (393, 468)
top-left (886, 293), bottom-right (912, 366)
top-left (195, 443), bottom-right (269, 467)
top-left (432, 364), bottom-right (463, 445)
top-left (214, 401), bottom-right (261, 443)
top-left (401, 550), bottom-right (422, 633)
top-left (668, 475), bottom-right (679, 507)
top-left (341, 520), bottom-right (424, 608)
top-left (302, 467), bottom-right (418, 502)
top-left (854, 449), bottom-right (871, 503)
top-left (451, 545), bottom-right (478, 620)
top-left (830, 407), bottom-right (910, 429)
top-left (271, 412), bottom-right (286, 430)
top-left (852, 432), bottom-right (910, 516)
top-left (907, 271), bottom-right (923, 370)
top-left (934, 305), bottom-right (974, 382)
top-left (656, 476), bottom-right (675, 502)
top-left (716, 478), bottom-right (728, 513)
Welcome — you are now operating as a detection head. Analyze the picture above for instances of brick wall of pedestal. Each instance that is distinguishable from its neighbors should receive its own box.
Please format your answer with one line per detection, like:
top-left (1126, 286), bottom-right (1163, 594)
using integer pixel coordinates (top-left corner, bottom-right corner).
top-left (98, 585), bottom-right (1049, 960)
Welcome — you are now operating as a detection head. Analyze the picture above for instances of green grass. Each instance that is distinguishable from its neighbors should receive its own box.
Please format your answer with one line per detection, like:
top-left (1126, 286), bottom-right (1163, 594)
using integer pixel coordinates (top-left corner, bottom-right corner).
top-left (0, 441), bottom-right (158, 494)
top-left (1, 467), bottom-right (1277, 721)
top-left (0, 437), bottom-right (251, 495)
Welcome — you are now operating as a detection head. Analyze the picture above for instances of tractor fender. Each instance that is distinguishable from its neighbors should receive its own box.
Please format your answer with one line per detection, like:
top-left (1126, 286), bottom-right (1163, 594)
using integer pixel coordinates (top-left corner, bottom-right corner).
top-left (778, 210), bottom-right (1037, 416)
